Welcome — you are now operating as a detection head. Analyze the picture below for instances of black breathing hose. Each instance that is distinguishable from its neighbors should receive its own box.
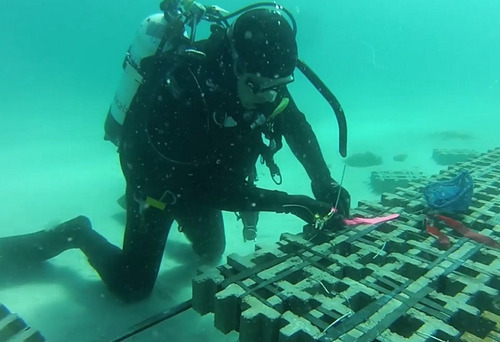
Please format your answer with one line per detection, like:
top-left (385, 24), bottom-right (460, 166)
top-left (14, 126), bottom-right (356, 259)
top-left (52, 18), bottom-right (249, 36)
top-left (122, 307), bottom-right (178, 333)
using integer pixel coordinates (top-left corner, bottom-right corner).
top-left (110, 299), bottom-right (193, 342)
top-left (296, 58), bottom-right (348, 158)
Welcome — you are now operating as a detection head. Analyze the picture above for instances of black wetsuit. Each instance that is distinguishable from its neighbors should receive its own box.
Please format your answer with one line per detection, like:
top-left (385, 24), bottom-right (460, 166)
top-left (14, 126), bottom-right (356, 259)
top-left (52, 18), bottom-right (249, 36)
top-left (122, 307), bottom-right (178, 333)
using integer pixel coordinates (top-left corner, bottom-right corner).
top-left (85, 32), bottom-right (342, 301)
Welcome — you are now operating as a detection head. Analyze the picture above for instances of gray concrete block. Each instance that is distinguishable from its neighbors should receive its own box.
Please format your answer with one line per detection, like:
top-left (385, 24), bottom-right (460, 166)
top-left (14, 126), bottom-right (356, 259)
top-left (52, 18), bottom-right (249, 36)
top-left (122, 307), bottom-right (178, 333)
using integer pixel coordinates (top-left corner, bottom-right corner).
top-left (279, 311), bottom-right (321, 342)
top-left (239, 296), bottom-right (280, 342)
top-left (0, 304), bottom-right (44, 342)
top-left (192, 266), bottom-right (225, 315)
top-left (214, 283), bottom-right (246, 334)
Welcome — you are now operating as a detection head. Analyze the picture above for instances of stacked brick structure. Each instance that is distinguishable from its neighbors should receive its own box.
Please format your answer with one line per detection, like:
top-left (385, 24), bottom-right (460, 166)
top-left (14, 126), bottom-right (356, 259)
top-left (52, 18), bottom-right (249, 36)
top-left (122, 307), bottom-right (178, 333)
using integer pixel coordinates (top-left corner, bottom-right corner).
top-left (0, 304), bottom-right (44, 342)
top-left (193, 148), bottom-right (500, 341)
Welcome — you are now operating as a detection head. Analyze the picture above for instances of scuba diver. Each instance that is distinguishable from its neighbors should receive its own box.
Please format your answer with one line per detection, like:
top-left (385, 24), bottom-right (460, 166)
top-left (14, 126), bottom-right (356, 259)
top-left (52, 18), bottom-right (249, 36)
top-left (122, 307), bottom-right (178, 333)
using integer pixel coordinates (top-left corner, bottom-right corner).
top-left (0, 1), bottom-right (350, 302)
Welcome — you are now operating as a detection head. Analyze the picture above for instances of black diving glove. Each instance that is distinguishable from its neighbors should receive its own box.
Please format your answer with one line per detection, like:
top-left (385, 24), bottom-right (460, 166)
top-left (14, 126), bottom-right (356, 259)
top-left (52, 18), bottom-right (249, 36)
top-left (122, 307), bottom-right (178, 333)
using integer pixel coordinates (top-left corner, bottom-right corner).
top-left (311, 180), bottom-right (351, 218)
top-left (302, 204), bottom-right (345, 238)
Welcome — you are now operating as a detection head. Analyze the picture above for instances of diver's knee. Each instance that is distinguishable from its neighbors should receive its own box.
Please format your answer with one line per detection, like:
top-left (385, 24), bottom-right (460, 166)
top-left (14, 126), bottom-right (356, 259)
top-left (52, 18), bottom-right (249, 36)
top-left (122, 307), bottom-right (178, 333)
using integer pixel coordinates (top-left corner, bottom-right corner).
top-left (193, 237), bottom-right (225, 262)
top-left (101, 273), bottom-right (156, 302)
top-left (112, 283), bottom-right (155, 303)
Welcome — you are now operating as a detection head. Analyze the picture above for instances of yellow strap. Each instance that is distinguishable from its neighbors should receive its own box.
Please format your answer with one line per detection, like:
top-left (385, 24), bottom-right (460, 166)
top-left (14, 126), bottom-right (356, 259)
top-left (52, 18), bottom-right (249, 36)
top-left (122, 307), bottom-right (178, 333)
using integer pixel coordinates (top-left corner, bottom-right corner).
top-left (268, 97), bottom-right (290, 121)
top-left (146, 196), bottom-right (166, 211)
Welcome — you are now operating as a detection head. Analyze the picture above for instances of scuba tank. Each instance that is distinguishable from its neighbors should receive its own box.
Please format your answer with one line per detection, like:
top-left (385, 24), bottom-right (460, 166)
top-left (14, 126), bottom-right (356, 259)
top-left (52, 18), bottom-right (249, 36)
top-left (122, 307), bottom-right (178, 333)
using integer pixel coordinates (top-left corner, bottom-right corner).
top-left (104, 10), bottom-right (186, 147)
top-left (104, 0), bottom-right (212, 147)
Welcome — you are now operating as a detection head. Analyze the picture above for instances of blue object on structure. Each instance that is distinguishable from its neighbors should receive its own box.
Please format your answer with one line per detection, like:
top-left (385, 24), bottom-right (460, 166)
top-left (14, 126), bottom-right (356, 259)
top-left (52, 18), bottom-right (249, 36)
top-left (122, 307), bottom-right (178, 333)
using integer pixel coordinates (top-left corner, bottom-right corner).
top-left (423, 170), bottom-right (474, 213)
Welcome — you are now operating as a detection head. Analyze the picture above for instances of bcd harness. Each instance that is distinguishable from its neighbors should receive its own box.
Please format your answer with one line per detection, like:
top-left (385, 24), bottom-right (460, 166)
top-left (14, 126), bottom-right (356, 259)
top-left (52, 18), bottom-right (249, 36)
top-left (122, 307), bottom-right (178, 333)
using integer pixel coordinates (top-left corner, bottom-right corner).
top-left (145, 22), bottom-right (289, 186)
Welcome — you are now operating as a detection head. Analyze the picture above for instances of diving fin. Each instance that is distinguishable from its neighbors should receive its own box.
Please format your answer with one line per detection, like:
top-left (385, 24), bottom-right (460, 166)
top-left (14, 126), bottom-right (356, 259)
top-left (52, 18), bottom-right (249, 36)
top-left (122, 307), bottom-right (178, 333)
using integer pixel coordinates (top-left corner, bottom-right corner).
top-left (0, 216), bottom-right (91, 264)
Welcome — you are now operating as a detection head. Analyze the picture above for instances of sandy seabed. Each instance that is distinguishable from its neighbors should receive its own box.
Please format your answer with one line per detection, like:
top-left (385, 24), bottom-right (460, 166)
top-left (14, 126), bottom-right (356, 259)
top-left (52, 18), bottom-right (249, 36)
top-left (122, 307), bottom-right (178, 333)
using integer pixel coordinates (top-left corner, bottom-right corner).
top-left (0, 85), bottom-right (497, 341)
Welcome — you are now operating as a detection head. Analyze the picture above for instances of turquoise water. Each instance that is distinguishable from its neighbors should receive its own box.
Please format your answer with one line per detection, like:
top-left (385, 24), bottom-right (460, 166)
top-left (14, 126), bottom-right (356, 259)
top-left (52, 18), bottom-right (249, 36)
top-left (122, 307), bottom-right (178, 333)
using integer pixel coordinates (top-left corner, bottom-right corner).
top-left (0, 0), bottom-right (498, 341)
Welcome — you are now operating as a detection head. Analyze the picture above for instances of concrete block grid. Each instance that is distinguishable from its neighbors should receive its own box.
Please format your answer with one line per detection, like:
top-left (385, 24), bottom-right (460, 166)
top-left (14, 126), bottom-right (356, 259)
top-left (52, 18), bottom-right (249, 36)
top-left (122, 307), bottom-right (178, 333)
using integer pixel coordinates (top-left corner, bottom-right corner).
top-left (370, 171), bottom-right (427, 194)
top-left (0, 303), bottom-right (45, 342)
top-left (192, 148), bottom-right (500, 342)
top-left (432, 149), bottom-right (480, 166)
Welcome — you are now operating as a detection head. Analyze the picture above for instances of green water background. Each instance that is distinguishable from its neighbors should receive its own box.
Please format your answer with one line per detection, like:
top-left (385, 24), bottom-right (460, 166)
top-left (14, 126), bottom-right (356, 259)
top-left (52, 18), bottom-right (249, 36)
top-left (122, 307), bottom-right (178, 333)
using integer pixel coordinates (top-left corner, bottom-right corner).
top-left (0, 0), bottom-right (498, 341)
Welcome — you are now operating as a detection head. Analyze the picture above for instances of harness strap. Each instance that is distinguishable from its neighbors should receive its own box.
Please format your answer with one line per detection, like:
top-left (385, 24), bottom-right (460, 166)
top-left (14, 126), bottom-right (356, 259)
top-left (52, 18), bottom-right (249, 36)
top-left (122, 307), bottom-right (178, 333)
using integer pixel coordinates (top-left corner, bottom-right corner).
top-left (424, 216), bottom-right (451, 248)
top-left (259, 143), bottom-right (282, 185)
top-left (425, 213), bottom-right (500, 249)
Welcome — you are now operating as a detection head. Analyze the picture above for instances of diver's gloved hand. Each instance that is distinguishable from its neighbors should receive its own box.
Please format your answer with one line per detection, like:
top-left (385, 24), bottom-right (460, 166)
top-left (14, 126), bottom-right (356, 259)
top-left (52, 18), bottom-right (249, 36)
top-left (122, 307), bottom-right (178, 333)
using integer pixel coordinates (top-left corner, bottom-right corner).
top-left (311, 180), bottom-right (351, 218)
top-left (303, 206), bottom-right (345, 238)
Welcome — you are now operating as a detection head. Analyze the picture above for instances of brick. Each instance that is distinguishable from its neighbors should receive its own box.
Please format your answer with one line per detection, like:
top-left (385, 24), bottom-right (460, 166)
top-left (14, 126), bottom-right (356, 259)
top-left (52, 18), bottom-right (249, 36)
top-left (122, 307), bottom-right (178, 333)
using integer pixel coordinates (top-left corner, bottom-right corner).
top-left (239, 296), bottom-right (280, 342)
top-left (279, 311), bottom-right (322, 342)
top-left (192, 266), bottom-right (225, 314)
top-left (214, 283), bottom-right (246, 333)
top-left (0, 304), bottom-right (44, 342)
